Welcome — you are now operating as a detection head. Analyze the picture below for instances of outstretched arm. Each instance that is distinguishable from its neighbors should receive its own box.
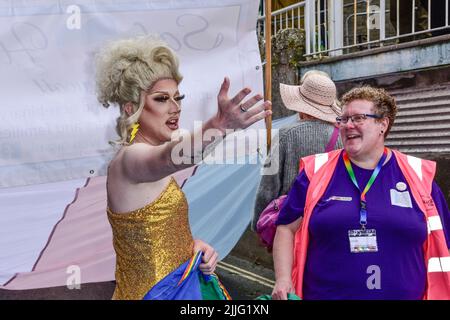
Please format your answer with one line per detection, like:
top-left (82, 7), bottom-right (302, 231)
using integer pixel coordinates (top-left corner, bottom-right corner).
top-left (122, 77), bottom-right (272, 183)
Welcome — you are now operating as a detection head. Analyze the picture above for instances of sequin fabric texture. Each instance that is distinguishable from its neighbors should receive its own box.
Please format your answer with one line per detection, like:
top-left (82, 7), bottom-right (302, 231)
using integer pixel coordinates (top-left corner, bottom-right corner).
top-left (107, 177), bottom-right (194, 300)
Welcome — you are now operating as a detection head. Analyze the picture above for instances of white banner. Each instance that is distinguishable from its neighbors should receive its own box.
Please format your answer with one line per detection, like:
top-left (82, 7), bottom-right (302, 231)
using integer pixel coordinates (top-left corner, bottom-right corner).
top-left (0, 0), bottom-right (263, 187)
top-left (0, 0), bottom-right (265, 290)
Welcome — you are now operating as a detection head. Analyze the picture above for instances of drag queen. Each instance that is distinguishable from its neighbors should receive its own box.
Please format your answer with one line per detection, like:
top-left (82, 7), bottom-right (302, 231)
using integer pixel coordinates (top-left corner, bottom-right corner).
top-left (95, 36), bottom-right (271, 299)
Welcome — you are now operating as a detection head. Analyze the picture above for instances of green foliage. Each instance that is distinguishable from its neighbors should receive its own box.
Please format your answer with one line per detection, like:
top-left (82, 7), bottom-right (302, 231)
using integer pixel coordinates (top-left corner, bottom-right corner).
top-left (259, 28), bottom-right (306, 68)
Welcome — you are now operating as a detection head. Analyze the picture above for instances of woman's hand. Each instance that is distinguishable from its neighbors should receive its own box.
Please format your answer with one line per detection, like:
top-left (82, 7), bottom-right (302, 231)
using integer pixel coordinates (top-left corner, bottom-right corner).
top-left (213, 77), bottom-right (272, 134)
top-left (271, 278), bottom-right (294, 300)
top-left (193, 239), bottom-right (219, 275)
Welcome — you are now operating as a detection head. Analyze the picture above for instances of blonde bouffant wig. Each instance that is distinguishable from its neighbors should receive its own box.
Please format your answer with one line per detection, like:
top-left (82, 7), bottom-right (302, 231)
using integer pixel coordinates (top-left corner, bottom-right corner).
top-left (95, 36), bottom-right (183, 145)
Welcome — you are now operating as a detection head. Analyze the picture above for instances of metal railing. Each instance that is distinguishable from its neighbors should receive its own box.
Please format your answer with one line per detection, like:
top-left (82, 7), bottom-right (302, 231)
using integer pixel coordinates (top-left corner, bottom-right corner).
top-left (257, 1), bottom-right (306, 38)
top-left (258, 0), bottom-right (450, 58)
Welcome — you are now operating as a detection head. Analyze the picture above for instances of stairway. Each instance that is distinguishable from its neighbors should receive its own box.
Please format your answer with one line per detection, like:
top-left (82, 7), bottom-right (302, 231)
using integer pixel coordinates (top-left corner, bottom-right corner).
top-left (386, 85), bottom-right (450, 155)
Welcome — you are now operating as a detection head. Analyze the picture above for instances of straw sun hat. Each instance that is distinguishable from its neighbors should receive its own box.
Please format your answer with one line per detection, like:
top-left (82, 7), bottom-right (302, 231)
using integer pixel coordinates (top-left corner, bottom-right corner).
top-left (280, 73), bottom-right (341, 123)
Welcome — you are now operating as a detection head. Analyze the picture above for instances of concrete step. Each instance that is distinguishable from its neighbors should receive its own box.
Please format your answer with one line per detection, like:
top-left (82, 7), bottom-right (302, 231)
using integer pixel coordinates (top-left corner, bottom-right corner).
top-left (388, 130), bottom-right (450, 138)
top-left (396, 99), bottom-right (450, 111)
top-left (394, 113), bottom-right (450, 124)
top-left (386, 138), bottom-right (450, 146)
top-left (390, 122), bottom-right (450, 131)
top-left (390, 86), bottom-right (450, 103)
top-left (397, 105), bottom-right (450, 116)
top-left (384, 146), bottom-right (450, 154)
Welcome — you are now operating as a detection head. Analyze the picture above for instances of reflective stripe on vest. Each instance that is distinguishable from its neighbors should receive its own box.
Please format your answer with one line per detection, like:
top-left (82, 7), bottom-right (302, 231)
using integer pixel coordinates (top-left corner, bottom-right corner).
top-left (407, 155), bottom-right (423, 181)
top-left (428, 216), bottom-right (444, 234)
top-left (428, 257), bottom-right (450, 272)
top-left (314, 153), bottom-right (329, 174)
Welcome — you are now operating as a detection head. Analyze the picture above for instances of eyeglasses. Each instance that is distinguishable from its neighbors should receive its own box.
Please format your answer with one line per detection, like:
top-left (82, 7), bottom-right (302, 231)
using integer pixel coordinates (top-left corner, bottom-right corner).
top-left (336, 114), bottom-right (382, 126)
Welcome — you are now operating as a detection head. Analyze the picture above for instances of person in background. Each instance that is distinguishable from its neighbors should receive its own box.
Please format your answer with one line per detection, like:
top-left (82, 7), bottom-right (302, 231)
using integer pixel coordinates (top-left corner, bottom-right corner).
top-left (252, 71), bottom-right (342, 231)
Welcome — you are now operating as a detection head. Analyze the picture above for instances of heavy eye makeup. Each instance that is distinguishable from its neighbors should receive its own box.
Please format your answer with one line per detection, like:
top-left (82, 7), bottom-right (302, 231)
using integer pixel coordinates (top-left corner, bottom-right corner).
top-left (153, 94), bottom-right (185, 103)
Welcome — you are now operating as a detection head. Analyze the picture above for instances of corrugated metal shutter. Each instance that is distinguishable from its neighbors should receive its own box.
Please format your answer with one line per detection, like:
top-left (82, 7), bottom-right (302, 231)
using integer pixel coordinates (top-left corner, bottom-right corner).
top-left (386, 85), bottom-right (450, 155)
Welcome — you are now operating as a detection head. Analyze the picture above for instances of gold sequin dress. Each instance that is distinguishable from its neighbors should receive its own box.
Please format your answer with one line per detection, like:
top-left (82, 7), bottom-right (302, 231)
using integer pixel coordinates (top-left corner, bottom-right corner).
top-left (107, 177), bottom-right (194, 300)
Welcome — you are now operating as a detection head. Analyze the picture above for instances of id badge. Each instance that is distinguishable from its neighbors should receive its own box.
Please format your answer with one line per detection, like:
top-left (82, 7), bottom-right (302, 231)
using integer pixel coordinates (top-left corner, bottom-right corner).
top-left (348, 229), bottom-right (378, 253)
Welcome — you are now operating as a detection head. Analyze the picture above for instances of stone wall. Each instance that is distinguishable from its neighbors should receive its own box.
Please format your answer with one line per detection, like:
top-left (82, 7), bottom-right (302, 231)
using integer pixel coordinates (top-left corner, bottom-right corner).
top-left (259, 28), bottom-right (306, 119)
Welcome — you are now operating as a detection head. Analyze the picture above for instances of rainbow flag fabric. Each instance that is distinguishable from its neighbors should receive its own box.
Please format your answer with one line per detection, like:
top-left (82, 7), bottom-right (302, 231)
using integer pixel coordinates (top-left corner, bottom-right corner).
top-left (143, 251), bottom-right (231, 300)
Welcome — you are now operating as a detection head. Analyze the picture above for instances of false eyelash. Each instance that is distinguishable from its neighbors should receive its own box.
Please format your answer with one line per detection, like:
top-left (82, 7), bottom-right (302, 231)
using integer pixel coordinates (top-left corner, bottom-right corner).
top-left (175, 94), bottom-right (185, 101)
top-left (154, 96), bottom-right (170, 102)
top-left (154, 94), bottom-right (185, 102)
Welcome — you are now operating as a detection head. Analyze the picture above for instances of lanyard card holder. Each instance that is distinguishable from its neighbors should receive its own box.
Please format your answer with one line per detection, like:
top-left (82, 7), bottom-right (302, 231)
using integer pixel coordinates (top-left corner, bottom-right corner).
top-left (348, 228), bottom-right (378, 253)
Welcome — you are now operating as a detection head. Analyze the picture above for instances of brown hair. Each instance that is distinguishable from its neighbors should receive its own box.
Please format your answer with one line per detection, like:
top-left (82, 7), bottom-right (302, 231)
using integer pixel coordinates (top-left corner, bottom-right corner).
top-left (341, 86), bottom-right (397, 137)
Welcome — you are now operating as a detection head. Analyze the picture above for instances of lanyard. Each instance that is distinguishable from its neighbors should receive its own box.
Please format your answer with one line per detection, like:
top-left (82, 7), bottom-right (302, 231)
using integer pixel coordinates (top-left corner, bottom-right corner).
top-left (343, 147), bottom-right (388, 229)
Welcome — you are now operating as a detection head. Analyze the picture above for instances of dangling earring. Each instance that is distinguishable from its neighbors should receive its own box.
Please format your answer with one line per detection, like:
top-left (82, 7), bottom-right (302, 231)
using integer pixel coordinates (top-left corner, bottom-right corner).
top-left (129, 123), bottom-right (140, 143)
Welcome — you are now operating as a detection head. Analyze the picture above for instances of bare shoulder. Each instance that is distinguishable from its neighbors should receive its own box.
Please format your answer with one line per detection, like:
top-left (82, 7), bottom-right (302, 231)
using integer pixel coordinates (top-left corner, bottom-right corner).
top-left (108, 145), bottom-right (148, 183)
top-left (120, 143), bottom-right (168, 181)
top-left (122, 142), bottom-right (155, 159)
top-left (107, 147), bottom-right (129, 184)
top-left (107, 146), bottom-right (173, 213)
top-left (107, 144), bottom-right (149, 181)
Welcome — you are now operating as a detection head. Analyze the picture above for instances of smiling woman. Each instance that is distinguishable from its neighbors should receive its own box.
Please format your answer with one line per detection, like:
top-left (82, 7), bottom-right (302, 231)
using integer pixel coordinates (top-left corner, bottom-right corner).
top-left (338, 87), bottom-right (397, 169)
top-left (95, 36), bottom-right (271, 300)
top-left (271, 86), bottom-right (450, 300)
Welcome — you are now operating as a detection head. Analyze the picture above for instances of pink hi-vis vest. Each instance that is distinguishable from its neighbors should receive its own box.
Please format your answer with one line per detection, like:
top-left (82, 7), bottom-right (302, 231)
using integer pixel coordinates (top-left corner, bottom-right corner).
top-left (291, 149), bottom-right (450, 300)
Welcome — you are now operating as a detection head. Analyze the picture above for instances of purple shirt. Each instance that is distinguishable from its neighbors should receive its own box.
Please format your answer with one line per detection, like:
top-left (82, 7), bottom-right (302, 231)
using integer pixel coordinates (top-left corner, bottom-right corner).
top-left (277, 153), bottom-right (450, 300)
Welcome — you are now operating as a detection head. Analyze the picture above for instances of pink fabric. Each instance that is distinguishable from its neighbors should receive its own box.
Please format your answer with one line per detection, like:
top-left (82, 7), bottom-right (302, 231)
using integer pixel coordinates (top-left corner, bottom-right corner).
top-left (4, 176), bottom-right (114, 289)
top-left (4, 166), bottom-right (197, 290)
